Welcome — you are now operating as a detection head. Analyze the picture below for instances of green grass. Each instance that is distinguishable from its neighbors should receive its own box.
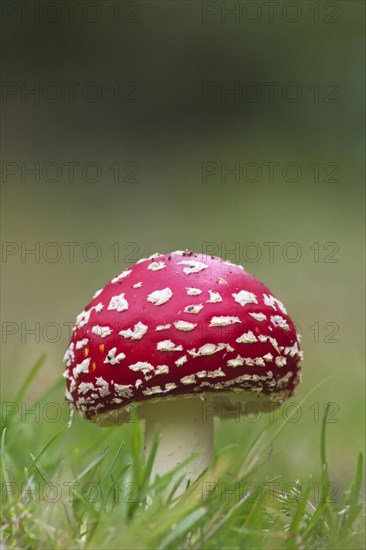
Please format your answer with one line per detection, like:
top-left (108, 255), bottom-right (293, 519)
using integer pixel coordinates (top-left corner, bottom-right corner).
top-left (1, 358), bottom-right (364, 550)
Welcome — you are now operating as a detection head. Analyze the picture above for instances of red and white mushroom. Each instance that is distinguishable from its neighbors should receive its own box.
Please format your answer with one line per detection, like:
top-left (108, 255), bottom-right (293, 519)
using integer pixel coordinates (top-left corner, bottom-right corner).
top-left (64, 250), bottom-right (303, 490)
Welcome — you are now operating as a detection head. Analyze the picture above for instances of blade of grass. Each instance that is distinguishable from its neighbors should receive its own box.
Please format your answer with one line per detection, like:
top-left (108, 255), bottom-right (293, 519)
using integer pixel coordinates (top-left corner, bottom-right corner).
top-left (99, 441), bottom-right (125, 488)
top-left (302, 403), bottom-right (333, 541)
top-left (140, 452), bottom-right (199, 499)
top-left (29, 453), bottom-right (51, 484)
top-left (258, 378), bottom-right (332, 460)
top-left (166, 472), bottom-right (187, 503)
top-left (0, 428), bottom-right (14, 503)
top-left (320, 403), bottom-right (336, 532)
top-left (287, 477), bottom-right (313, 535)
top-left (74, 447), bottom-right (110, 482)
top-left (143, 430), bottom-right (160, 487)
top-left (157, 507), bottom-right (207, 550)
top-left (341, 452), bottom-right (364, 531)
top-left (14, 354), bottom-right (46, 404)
top-left (33, 376), bottom-right (65, 406)
top-left (28, 422), bottom-right (69, 473)
top-left (131, 417), bottom-right (144, 489)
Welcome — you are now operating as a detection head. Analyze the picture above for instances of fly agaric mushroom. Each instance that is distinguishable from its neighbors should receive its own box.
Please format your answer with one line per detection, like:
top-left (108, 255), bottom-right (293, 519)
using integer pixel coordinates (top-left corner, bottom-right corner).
top-left (64, 250), bottom-right (303, 491)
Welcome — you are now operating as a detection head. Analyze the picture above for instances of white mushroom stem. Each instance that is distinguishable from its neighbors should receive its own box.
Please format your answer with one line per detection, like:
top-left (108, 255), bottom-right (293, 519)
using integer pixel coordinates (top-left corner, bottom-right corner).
top-left (142, 397), bottom-right (214, 495)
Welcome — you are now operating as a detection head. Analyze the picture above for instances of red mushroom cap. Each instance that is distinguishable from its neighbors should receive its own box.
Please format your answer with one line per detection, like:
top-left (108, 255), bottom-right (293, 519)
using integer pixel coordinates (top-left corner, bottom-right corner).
top-left (64, 251), bottom-right (303, 423)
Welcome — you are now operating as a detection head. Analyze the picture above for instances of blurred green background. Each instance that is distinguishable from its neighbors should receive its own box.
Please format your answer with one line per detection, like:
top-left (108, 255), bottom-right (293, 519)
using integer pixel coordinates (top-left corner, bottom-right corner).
top-left (1, 1), bottom-right (364, 490)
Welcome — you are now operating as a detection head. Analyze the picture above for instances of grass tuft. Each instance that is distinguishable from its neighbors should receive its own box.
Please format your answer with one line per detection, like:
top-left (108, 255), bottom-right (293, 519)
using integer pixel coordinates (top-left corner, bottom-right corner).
top-left (1, 358), bottom-right (364, 549)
